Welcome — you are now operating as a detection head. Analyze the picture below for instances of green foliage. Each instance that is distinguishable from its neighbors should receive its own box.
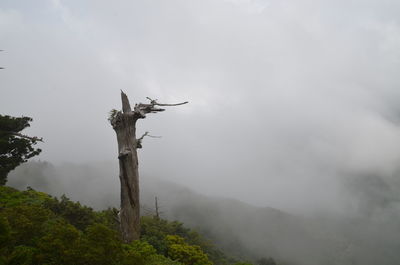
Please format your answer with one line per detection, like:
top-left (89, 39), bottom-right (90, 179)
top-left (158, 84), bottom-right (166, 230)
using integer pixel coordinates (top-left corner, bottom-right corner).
top-left (80, 224), bottom-right (123, 265)
top-left (0, 115), bottom-right (42, 185)
top-left (8, 246), bottom-right (37, 265)
top-left (166, 235), bottom-right (213, 265)
top-left (96, 207), bottom-right (120, 231)
top-left (0, 187), bottom-right (183, 265)
top-left (0, 217), bottom-right (11, 249)
top-left (0, 217), bottom-right (11, 265)
top-left (146, 254), bottom-right (183, 265)
top-left (122, 240), bottom-right (181, 265)
top-left (43, 195), bottom-right (98, 231)
top-left (0, 186), bottom-right (51, 208)
top-left (141, 216), bottom-right (230, 265)
top-left (3, 204), bottom-right (51, 246)
top-left (140, 216), bottom-right (172, 255)
top-left (0, 186), bottom-right (271, 265)
top-left (122, 240), bottom-right (157, 265)
top-left (36, 219), bottom-right (82, 265)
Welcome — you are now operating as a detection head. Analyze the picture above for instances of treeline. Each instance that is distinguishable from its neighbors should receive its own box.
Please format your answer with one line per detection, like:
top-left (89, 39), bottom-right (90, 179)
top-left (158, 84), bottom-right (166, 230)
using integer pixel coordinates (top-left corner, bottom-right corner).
top-left (0, 186), bottom-right (277, 265)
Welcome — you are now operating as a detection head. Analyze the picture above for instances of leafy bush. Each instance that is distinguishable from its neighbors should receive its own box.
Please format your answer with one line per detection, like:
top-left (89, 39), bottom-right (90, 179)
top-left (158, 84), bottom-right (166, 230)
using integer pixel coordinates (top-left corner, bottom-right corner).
top-left (122, 240), bottom-right (181, 265)
top-left (36, 219), bottom-right (82, 265)
top-left (166, 235), bottom-right (212, 265)
top-left (80, 224), bottom-right (123, 265)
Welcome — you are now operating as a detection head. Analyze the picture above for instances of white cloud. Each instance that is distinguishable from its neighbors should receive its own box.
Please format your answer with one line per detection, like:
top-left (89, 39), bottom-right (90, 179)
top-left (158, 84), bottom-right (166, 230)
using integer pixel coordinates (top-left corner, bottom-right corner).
top-left (1, 0), bottom-right (400, 213)
top-left (0, 8), bottom-right (24, 34)
top-left (224, 0), bottom-right (270, 13)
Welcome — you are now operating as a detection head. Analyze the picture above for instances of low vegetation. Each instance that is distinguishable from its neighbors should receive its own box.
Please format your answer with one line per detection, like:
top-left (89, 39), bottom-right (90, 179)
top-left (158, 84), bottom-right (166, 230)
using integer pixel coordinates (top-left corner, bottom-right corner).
top-left (0, 186), bottom-right (277, 265)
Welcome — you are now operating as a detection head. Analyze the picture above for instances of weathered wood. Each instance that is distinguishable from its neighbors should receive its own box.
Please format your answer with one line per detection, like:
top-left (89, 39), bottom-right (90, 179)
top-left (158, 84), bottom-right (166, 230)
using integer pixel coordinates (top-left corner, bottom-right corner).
top-left (155, 196), bottom-right (160, 219)
top-left (112, 106), bottom-right (140, 242)
top-left (109, 91), bottom-right (188, 243)
top-left (121, 90), bottom-right (132, 113)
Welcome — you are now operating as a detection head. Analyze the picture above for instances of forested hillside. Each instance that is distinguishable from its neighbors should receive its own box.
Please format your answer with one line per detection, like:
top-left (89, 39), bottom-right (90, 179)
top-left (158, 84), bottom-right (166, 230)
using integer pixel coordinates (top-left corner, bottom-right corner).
top-left (8, 161), bottom-right (400, 265)
top-left (0, 186), bottom-right (277, 265)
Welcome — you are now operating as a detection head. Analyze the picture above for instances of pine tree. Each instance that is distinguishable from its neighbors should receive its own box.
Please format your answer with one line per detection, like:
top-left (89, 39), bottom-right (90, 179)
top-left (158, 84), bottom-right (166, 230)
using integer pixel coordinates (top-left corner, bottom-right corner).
top-left (0, 115), bottom-right (42, 185)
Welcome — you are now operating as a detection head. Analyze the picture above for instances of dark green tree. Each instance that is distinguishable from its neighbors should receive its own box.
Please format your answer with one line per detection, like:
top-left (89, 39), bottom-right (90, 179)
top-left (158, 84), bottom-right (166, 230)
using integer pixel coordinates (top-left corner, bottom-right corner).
top-left (0, 115), bottom-right (42, 185)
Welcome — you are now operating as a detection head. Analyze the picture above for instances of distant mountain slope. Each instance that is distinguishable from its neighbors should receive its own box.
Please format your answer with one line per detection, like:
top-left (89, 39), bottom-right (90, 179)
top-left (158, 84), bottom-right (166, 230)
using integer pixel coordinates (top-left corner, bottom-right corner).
top-left (140, 178), bottom-right (341, 265)
top-left (8, 161), bottom-right (400, 265)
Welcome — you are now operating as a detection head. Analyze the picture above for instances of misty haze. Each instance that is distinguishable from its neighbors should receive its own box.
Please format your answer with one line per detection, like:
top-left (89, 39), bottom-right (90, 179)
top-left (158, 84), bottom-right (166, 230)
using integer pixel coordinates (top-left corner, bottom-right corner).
top-left (1, 1), bottom-right (400, 265)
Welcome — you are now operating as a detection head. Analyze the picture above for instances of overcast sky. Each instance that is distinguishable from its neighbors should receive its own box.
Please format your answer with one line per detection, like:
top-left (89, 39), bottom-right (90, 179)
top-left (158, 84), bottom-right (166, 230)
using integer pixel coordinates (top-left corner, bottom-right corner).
top-left (1, 0), bottom-right (400, 213)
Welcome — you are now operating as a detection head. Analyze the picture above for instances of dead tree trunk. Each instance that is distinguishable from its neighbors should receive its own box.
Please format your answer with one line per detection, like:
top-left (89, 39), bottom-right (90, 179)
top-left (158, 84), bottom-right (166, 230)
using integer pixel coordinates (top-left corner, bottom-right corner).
top-left (109, 91), bottom-right (187, 243)
top-left (155, 196), bottom-right (160, 219)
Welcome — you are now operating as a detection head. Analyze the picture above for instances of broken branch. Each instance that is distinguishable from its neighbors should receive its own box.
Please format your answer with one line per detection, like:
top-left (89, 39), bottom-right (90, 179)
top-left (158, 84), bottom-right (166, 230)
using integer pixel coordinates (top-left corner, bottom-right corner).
top-left (137, 131), bottom-right (161, 141)
top-left (136, 131), bottom-right (161, 149)
top-left (130, 97), bottom-right (188, 119)
top-left (146, 97), bottom-right (188, 106)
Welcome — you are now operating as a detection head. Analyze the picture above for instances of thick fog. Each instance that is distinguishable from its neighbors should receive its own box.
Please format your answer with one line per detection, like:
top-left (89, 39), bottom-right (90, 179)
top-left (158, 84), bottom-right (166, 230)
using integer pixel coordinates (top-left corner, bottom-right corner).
top-left (2, 0), bottom-right (400, 218)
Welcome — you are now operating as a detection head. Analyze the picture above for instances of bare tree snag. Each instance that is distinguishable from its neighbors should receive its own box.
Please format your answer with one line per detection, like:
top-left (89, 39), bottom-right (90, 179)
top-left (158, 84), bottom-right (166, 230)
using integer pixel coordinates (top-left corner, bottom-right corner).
top-left (109, 91), bottom-right (188, 243)
top-left (155, 196), bottom-right (160, 219)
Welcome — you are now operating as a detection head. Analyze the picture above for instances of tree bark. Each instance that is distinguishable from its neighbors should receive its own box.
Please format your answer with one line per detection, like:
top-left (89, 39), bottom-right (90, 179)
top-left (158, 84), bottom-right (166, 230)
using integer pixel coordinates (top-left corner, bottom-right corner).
top-left (111, 92), bottom-right (140, 242)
